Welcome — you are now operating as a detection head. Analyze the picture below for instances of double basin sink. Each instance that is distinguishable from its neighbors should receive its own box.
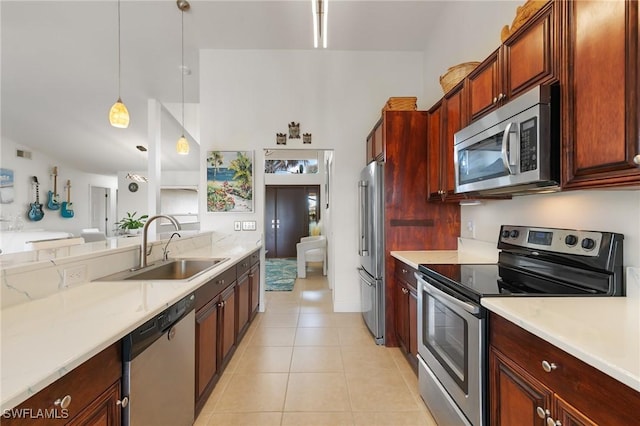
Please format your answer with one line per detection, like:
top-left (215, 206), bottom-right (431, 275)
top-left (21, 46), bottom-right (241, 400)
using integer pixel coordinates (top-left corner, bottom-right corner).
top-left (96, 258), bottom-right (229, 282)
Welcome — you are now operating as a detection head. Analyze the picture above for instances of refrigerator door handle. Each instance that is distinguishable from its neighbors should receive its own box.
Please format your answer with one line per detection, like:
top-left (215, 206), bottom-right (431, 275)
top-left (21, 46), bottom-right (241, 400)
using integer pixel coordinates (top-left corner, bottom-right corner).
top-left (358, 180), bottom-right (369, 256)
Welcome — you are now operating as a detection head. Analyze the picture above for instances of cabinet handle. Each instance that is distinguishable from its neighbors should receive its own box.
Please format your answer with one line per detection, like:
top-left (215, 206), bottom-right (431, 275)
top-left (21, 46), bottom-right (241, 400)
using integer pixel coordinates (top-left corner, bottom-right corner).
top-left (117, 396), bottom-right (129, 408)
top-left (536, 407), bottom-right (550, 419)
top-left (546, 417), bottom-right (561, 426)
top-left (633, 154), bottom-right (640, 165)
top-left (54, 395), bottom-right (72, 409)
top-left (401, 287), bottom-right (409, 295)
top-left (541, 360), bottom-right (557, 373)
top-left (218, 279), bottom-right (225, 285)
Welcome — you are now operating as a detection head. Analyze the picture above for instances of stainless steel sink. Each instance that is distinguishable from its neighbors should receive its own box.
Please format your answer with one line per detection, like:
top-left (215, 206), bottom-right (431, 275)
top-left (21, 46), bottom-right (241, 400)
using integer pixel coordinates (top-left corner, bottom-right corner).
top-left (95, 258), bottom-right (229, 282)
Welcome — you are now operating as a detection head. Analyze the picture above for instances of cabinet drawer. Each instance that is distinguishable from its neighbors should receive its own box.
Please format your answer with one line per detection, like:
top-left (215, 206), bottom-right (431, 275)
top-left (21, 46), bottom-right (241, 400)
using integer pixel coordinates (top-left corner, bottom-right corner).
top-left (5, 342), bottom-right (121, 425)
top-left (236, 255), bottom-right (252, 277)
top-left (250, 250), bottom-right (260, 266)
top-left (394, 258), bottom-right (417, 289)
top-left (489, 312), bottom-right (640, 425)
top-left (195, 265), bottom-right (237, 311)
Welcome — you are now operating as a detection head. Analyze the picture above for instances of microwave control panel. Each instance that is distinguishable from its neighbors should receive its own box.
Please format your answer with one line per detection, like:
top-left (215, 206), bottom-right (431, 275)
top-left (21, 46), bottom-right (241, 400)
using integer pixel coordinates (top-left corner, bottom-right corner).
top-left (519, 117), bottom-right (538, 172)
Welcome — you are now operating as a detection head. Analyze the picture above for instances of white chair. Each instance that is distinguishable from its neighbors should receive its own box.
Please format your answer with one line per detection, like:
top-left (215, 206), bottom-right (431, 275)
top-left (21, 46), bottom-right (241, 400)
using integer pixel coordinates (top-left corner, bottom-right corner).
top-left (296, 235), bottom-right (327, 278)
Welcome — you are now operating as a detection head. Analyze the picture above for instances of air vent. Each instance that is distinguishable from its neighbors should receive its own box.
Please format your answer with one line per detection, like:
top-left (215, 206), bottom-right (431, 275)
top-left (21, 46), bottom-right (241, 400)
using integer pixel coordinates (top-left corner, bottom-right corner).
top-left (16, 149), bottom-right (32, 159)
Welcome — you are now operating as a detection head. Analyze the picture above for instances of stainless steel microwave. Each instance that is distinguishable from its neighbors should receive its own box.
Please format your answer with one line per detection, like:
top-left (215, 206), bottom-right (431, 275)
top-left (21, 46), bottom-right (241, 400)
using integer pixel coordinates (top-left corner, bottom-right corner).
top-left (454, 85), bottom-right (559, 195)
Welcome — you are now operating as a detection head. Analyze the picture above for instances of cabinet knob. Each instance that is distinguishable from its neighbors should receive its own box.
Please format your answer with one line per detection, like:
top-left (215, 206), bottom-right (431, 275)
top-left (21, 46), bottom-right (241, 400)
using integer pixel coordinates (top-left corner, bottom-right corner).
top-left (401, 287), bottom-right (409, 295)
top-left (546, 417), bottom-right (561, 426)
top-left (633, 154), bottom-right (640, 165)
top-left (536, 406), bottom-right (550, 419)
top-left (401, 269), bottom-right (407, 274)
top-left (117, 396), bottom-right (129, 408)
top-left (493, 97), bottom-right (498, 103)
top-left (54, 395), bottom-right (72, 409)
top-left (541, 360), bottom-right (557, 373)
top-left (499, 93), bottom-right (505, 100)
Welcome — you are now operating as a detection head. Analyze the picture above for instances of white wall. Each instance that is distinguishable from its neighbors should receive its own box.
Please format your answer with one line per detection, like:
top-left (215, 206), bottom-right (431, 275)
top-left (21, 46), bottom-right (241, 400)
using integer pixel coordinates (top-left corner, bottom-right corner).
top-left (421, 1), bottom-right (519, 107)
top-left (199, 49), bottom-right (424, 311)
top-left (0, 137), bottom-right (117, 236)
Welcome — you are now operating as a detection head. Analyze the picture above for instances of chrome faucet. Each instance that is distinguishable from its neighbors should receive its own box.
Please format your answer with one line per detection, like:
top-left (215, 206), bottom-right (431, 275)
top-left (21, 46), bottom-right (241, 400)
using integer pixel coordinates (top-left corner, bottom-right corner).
top-left (140, 215), bottom-right (181, 268)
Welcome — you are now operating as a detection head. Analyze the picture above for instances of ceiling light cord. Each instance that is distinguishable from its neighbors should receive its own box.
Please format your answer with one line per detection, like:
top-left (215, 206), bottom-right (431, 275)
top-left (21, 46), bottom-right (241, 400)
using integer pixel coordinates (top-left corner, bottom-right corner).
top-left (176, 0), bottom-right (190, 155)
top-left (109, 0), bottom-right (130, 128)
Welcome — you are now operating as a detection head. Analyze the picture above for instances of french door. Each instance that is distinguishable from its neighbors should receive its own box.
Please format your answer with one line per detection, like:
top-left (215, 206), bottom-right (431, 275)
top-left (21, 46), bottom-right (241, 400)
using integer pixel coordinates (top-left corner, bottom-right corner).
top-left (265, 185), bottom-right (320, 258)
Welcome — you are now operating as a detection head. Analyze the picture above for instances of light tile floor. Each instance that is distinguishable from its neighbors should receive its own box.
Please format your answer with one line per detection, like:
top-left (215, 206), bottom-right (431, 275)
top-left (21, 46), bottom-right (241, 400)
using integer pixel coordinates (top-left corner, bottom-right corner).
top-left (194, 265), bottom-right (438, 426)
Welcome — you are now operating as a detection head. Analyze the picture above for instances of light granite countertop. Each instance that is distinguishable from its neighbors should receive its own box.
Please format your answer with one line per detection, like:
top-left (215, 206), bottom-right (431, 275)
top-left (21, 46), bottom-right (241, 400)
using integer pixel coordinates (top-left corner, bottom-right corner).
top-left (0, 239), bottom-right (261, 411)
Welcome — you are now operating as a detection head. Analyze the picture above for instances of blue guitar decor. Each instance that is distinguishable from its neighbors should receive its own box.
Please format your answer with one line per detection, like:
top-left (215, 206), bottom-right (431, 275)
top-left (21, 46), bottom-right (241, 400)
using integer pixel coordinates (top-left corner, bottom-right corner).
top-left (61, 179), bottom-right (74, 218)
top-left (27, 176), bottom-right (44, 221)
top-left (47, 166), bottom-right (60, 210)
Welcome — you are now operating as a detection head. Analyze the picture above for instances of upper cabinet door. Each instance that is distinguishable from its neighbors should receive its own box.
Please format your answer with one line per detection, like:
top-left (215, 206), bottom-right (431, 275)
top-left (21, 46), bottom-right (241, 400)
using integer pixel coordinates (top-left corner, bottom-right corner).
top-left (561, 0), bottom-right (640, 188)
top-left (467, 49), bottom-right (501, 122)
top-left (503, 1), bottom-right (558, 100)
top-left (467, 1), bottom-right (558, 123)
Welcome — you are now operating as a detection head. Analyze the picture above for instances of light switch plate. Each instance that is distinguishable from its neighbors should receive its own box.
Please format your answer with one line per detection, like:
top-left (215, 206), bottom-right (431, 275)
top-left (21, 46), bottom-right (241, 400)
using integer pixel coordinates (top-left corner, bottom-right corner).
top-left (242, 221), bottom-right (256, 231)
top-left (234, 221), bottom-right (241, 231)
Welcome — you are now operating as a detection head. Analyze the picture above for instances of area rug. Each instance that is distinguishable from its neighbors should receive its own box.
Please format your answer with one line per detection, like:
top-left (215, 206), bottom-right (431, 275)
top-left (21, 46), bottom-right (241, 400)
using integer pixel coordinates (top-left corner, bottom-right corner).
top-left (265, 258), bottom-right (297, 291)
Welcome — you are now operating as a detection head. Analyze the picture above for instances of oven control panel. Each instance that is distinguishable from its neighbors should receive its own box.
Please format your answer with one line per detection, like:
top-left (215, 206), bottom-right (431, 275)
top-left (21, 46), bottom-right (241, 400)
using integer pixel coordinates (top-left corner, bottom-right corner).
top-left (499, 225), bottom-right (603, 256)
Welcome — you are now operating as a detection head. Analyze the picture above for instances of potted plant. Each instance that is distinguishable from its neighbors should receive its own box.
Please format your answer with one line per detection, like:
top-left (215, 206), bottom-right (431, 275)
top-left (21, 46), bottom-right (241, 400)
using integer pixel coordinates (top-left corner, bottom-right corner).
top-left (116, 212), bottom-right (148, 234)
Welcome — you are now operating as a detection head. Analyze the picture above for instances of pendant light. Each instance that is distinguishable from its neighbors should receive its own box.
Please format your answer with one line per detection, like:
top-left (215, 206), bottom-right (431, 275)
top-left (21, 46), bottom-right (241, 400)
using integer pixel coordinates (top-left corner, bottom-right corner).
top-left (312, 0), bottom-right (328, 49)
top-left (109, 0), bottom-right (130, 128)
top-left (176, 0), bottom-right (190, 155)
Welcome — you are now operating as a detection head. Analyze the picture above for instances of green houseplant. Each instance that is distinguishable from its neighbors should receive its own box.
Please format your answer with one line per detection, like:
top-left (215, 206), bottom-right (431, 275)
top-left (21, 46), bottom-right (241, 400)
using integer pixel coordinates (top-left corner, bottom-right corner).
top-left (116, 212), bottom-right (148, 233)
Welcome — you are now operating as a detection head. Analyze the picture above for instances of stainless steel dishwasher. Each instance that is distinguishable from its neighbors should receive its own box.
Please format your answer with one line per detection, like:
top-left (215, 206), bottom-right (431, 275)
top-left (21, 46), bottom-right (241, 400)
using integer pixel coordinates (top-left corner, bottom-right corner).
top-left (122, 293), bottom-right (195, 426)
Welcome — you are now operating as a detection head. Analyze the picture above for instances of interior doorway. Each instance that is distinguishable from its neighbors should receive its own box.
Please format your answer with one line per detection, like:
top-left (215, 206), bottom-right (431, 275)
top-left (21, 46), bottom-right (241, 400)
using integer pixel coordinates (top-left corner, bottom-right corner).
top-left (265, 185), bottom-right (320, 258)
top-left (89, 186), bottom-right (111, 236)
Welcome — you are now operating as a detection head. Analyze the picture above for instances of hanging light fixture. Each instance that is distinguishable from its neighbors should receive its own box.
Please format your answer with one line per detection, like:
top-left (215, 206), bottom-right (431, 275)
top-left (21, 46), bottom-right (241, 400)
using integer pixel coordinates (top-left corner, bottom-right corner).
top-left (176, 0), bottom-right (190, 155)
top-left (312, 0), bottom-right (328, 49)
top-left (109, 0), bottom-right (130, 128)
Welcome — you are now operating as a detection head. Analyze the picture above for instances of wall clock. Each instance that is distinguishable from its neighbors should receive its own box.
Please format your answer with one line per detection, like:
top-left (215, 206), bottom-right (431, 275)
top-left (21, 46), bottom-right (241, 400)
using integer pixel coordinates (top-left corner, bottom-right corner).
top-left (128, 182), bottom-right (139, 192)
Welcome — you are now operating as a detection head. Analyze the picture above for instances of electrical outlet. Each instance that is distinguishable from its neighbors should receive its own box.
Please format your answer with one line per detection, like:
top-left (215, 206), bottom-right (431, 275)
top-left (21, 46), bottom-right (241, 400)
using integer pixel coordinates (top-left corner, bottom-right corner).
top-left (467, 220), bottom-right (475, 238)
top-left (234, 221), bottom-right (241, 231)
top-left (242, 221), bottom-right (256, 231)
top-left (63, 265), bottom-right (88, 287)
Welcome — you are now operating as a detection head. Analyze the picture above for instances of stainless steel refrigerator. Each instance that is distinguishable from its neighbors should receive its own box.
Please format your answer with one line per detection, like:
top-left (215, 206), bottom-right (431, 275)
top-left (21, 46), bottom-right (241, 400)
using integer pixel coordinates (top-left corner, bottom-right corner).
top-left (358, 161), bottom-right (385, 344)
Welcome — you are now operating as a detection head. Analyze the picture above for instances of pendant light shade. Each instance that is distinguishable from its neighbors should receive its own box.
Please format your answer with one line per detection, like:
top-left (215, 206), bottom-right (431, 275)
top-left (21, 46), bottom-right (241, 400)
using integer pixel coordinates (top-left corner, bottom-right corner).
top-left (176, 0), bottom-right (190, 155)
top-left (109, 97), bottom-right (130, 128)
top-left (110, 0), bottom-right (130, 128)
top-left (176, 135), bottom-right (189, 155)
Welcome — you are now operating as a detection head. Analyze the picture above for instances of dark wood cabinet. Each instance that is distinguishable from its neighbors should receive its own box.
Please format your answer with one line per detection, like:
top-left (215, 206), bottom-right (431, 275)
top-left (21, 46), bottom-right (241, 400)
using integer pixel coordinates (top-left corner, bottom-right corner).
top-left (365, 118), bottom-right (385, 163)
top-left (249, 254), bottom-right (261, 319)
top-left (560, 0), bottom-right (640, 189)
top-left (467, 1), bottom-right (558, 122)
top-left (427, 83), bottom-right (469, 202)
top-left (195, 297), bottom-right (219, 409)
top-left (235, 256), bottom-right (252, 341)
top-left (3, 343), bottom-right (122, 426)
top-left (368, 109), bottom-right (460, 347)
top-left (489, 312), bottom-right (640, 426)
top-left (392, 259), bottom-right (418, 372)
top-left (194, 265), bottom-right (237, 415)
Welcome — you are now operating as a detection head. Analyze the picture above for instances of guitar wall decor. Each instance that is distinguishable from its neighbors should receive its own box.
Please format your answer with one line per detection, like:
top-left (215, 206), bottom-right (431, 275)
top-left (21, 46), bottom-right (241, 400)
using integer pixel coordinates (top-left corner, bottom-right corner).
top-left (47, 166), bottom-right (60, 210)
top-left (28, 176), bottom-right (45, 221)
top-left (61, 179), bottom-right (74, 218)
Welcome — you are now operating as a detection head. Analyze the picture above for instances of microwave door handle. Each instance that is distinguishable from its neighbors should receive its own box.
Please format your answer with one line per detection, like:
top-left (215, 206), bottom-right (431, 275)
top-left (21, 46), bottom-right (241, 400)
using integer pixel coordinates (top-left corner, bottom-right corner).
top-left (358, 181), bottom-right (369, 256)
top-left (501, 122), bottom-right (516, 175)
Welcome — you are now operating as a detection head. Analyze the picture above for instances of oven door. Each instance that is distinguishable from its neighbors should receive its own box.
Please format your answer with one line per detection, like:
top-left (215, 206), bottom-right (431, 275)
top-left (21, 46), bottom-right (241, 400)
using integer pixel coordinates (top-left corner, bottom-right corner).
top-left (416, 273), bottom-right (485, 426)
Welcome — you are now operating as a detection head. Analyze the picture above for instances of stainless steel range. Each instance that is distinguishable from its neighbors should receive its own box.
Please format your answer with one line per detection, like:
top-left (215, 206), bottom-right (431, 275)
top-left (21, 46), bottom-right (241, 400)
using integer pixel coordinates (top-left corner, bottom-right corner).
top-left (416, 225), bottom-right (624, 426)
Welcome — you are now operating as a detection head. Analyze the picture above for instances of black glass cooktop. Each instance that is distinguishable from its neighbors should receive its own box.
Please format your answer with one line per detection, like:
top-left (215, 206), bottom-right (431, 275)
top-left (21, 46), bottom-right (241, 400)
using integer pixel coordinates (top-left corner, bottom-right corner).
top-left (418, 262), bottom-right (613, 304)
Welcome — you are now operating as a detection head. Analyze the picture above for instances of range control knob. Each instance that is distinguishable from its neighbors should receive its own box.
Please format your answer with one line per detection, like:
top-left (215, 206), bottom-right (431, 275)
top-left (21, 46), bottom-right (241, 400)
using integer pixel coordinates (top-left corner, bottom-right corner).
top-left (564, 235), bottom-right (578, 246)
top-left (510, 230), bottom-right (520, 238)
top-left (502, 230), bottom-right (511, 238)
top-left (581, 238), bottom-right (596, 251)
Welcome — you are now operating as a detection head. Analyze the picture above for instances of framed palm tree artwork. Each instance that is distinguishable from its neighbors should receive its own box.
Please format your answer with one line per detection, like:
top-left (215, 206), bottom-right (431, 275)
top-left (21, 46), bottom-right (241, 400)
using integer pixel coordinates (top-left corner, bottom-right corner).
top-left (206, 151), bottom-right (254, 212)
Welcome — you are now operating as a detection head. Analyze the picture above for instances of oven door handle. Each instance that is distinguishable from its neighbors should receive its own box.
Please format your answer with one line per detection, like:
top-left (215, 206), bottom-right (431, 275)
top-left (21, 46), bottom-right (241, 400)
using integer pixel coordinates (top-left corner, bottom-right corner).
top-left (415, 273), bottom-right (480, 315)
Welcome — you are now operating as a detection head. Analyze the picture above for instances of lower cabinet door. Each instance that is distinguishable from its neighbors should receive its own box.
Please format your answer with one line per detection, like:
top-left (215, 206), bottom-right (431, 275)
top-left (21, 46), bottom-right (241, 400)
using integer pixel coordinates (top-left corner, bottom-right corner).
top-left (195, 299), bottom-right (219, 409)
top-left (67, 381), bottom-right (121, 426)
top-left (236, 273), bottom-right (250, 340)
top-left (250, 262), bottom-right (260, 318)
top-left (220, 285), bottom-right (236, 368)
top-left (489, 347), bottom-right (552, 426)
top-left (554, 395), bottom-right (597, 426)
